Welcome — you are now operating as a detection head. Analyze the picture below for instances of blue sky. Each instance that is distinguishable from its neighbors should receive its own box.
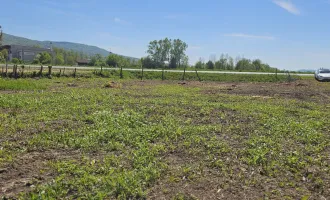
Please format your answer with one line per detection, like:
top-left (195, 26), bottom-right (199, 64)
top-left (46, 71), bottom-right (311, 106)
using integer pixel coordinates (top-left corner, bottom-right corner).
top-left (1, 0), bottom-right (330, 70)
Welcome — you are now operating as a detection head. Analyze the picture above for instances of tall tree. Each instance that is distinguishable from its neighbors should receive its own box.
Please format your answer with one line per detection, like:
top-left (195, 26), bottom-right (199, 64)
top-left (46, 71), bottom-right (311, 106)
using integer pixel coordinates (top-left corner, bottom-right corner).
top-left (147, 40), bottom-right (162, 64)
top-left (66, 56), bottom-right (75, 66)
top-left (227, 57), bottom-right (234, 70)
top-left (55, 53), bottom-right (64, 65)
top-left (106, 54), bottom-right (121, 67)
top-left (160, 38), bottom-right (172, 66)
top-left (206, 60), bottom-right (214, 69)
top-left (236, 58), bottom-right (253, 71)
top-left (39, 52), bottom-right (52, 65)
top-left (252, 59), bottom-right (262, 71)
top-left (0, 49), bottom-right (8, 63)
top-left (147, 38), bottom-right (188, 68)
top-left (171, 39), bottom-right (188, 68)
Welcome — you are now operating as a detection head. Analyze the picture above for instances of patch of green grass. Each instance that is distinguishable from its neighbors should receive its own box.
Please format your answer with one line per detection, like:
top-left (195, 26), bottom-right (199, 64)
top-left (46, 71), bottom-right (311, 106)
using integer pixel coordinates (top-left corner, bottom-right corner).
top-left (0, 78), bottom-right (47, 90)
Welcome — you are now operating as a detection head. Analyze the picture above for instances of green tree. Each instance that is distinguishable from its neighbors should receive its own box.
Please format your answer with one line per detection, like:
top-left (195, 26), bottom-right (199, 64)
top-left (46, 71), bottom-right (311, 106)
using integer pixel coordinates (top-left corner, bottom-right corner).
top-left (90, 54), bottom-right (105, 66)
top-left (170, 39), bottom-right (188, 68)
top-left (218, 54), bottom-right (227, 70)
top-left (147, 38), bottom-right (189, 68)
top-left (160, 38), bottom-right (172, 65)
top-left (11, 58), bottom-right (21, 64)
top-left (227, 57), bottom-right (234, 70)
top-left (39, 52), bottom-right (52, 65)
top-left (66, 56), bottom-right (75, 65)
top-left (236, 58), bottom-right (253, 71)
top-left (0, 49), bottom-right (8, 63)
top-left (169, 57), bottom-right (177, 69)
top-left (141, 56), bottom-right (156, 68)
top-left (252, 59), bottom-right (263, 71)
top-left (206, 60), bottom-right (214, 69)
top-left (55, 54), bottom-right (64, 65)
top-left (195, 61), bottom-right (204, 69)
top-left (106, 54), bottom-right (121, 67)
top-left (147, 40), bottom-right (162, 64)
top-left (181, 55), bottom-right (189, 68)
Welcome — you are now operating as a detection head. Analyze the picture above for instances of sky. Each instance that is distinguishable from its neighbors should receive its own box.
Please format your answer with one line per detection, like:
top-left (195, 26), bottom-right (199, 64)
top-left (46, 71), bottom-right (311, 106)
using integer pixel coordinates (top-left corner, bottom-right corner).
top-left (1, 0), bottom-right (330, 70)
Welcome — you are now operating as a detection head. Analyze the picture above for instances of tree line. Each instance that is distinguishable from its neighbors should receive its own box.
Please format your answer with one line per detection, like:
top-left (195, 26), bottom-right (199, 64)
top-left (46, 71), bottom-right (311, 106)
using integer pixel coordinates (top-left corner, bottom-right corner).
top-left (195, 54), bottom-right (277, 72)
top-left (0, 32), bottom-right (280, 72)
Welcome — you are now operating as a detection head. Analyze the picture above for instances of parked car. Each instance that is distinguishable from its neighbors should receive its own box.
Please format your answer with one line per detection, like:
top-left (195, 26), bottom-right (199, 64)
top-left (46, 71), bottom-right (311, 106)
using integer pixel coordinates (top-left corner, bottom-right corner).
top-left (315, 69), bottom-right (330, 82)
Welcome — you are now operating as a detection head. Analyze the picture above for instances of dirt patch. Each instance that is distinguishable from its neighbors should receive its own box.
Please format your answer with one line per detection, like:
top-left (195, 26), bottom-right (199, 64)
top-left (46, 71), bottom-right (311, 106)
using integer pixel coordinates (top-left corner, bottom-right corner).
top-left (0, 150), bottom-right (80, 198)
top-left (199, 80), bottom-right (330, 104)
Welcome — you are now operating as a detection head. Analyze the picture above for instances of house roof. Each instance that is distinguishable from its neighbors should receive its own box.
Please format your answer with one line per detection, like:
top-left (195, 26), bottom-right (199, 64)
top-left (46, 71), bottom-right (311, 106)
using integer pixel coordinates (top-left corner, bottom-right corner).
top-left (76, 59), bottom-right (89, 64)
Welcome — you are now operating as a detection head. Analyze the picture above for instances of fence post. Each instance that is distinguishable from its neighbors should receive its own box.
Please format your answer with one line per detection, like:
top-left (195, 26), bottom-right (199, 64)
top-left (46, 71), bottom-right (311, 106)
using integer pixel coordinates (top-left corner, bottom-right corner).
top-left (1, 65), bottom-right (3, 77)
top-left (195, 68), bottom-right (201, 82)
top-left (63, 67), bottom-right (66, 76)
top-left (275, 68), bottom-right (278, 80)
top-left (74, 68), bottom-right (77, 78)
top-left (21, 65), bottom-right (25, 77)
top-left (48, 66), bottom-right (52, 78)
top-left (120, 66), bottom-right (123, 79)
top-left (39, 65), bottom-right (43, 76)
top-left (14, 65), bottom-right (18, 79)
top-left (162, 68), bottom-right (165, 80)
top-left (141, 64), bottom-right (144, 80)
top-left (182, 66), bottom-right (186, 81)
top-left (59, 69), bottom-right (62, 77)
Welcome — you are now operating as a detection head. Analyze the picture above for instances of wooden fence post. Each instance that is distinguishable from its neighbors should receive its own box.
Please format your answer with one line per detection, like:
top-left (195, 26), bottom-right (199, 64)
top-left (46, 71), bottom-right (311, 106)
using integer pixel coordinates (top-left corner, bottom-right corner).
top-left (39, 65), bottom-right (43, 76)
top-left (14, 65), bottom-right (18, 79)
top-left (48, 66), bottom-right (52, 78)
top-left (63, 67), bottom-right (66, 76)
top-left (74, 68), bottom-right (77, 78)
top-left (21, 65), bottom-right (25, 77)
top-left (275, 68), bottom-right (278, 80)
top-left (141, 64), bottom-right (144, 80)
top-left (195, 68), bottom-right (201, 82)
top-left (59, 69), bottom-right (62, 77)
top-left (162, 68), bottom-right (165, 80)
top-left (182, 66), bottom-right (186, 81)
top-left (120, 66), bottom-right (123, 79)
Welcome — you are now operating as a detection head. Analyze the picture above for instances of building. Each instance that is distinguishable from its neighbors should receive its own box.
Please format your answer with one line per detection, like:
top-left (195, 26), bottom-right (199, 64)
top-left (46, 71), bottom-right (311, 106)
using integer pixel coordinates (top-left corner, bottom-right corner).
top-left (76, 58), bottom-right (90, 66)
top-left (0, 45), bottom-right (53, 63)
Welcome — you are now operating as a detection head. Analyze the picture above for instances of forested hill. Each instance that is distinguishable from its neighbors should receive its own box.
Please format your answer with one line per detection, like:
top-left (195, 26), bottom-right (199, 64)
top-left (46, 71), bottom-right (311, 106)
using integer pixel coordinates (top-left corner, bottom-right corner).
top-left (2, 33), bottom-right (137, 61)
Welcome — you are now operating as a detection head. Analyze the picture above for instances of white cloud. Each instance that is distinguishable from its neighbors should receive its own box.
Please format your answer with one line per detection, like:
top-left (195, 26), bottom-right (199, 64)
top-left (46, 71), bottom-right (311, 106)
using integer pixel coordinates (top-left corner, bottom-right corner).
top-left (224, 33), bottom-right (275, 40)
top-left (273, 0), bottom-right (300, 15)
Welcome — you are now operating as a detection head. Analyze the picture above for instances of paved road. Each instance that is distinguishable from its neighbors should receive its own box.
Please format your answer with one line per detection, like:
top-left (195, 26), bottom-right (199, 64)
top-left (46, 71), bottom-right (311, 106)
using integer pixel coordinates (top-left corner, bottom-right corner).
top-left (0, 64), bottom-right (314, 76)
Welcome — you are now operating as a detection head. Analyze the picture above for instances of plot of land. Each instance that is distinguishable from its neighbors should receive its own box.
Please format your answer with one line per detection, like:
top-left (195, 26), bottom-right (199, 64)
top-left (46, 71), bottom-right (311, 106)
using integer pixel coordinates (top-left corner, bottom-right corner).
top-left (1, 78), bottom-right (330, 199)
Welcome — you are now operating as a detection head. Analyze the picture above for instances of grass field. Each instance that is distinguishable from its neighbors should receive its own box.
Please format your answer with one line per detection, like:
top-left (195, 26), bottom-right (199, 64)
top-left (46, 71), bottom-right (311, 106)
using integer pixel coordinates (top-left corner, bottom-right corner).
top-left (1, 77), bottom-right (330, 199)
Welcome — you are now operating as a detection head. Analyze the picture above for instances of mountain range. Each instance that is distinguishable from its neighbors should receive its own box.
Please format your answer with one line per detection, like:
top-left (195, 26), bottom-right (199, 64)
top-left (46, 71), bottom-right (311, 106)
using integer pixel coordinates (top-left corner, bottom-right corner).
top-left (2, 33), bottom-right (138, 61)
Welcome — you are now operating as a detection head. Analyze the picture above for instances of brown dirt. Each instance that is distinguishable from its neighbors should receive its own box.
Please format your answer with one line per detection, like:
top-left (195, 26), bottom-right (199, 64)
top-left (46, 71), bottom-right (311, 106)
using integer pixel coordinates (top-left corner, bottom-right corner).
top-left (0, 150), bottom-right (80, 198)
top-left (196, 80), bottom-right (330, 104)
